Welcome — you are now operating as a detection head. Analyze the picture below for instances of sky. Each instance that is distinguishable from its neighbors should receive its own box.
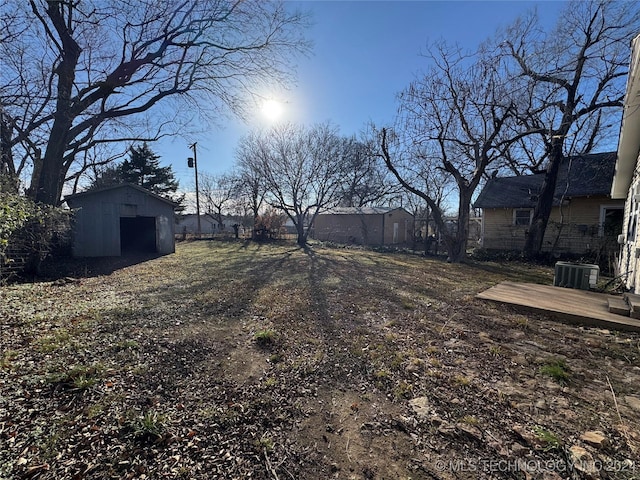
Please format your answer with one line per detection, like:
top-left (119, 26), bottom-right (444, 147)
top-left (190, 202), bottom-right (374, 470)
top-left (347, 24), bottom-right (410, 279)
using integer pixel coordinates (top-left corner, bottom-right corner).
top-left (157, 0), bottom-right (567, 191)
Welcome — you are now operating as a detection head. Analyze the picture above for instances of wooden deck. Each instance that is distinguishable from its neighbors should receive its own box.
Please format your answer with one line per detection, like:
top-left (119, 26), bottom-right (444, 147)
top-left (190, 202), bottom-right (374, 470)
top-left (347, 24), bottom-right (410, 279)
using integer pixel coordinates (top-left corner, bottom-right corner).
top-left (477, 282), bottom-right (640, 332)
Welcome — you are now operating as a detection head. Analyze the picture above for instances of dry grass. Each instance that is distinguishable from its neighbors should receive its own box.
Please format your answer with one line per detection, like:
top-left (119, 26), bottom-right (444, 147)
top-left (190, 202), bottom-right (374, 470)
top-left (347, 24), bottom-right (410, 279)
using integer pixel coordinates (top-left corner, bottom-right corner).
top-left (1, 240), bottom-right (639, 479)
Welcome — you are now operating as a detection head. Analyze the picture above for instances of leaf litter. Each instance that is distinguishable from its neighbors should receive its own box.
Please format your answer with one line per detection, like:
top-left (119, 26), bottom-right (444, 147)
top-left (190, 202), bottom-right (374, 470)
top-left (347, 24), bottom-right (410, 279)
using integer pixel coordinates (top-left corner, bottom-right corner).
top-left (1, 240), bottom-right (639, 479)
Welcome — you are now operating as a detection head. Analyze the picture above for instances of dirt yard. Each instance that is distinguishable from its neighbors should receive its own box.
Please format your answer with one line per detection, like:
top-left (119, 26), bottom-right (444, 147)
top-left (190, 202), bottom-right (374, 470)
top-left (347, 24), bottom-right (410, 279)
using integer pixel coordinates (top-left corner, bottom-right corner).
top-left (1, 240), bottom-right (639, 479)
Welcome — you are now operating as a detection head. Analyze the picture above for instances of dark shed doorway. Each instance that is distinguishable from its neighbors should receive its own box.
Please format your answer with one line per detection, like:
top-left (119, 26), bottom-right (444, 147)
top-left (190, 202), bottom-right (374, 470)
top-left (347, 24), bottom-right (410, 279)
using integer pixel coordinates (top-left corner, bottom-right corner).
top-left (120, 216), bottom-right (157, 253)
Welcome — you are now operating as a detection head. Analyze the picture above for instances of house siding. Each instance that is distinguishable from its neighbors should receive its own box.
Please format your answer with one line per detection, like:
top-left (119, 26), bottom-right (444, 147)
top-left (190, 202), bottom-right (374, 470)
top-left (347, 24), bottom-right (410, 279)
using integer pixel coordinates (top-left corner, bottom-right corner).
top-left (610, 33), bottom-right (640, 289)
top-left (382, 209), bottom-right (413, 245)
top-left (481, 196), bottom-right (623, 254)
top-left (314, 214), bottom-right (384, 244)
top-left (619, 157), bottom-right (640, 292)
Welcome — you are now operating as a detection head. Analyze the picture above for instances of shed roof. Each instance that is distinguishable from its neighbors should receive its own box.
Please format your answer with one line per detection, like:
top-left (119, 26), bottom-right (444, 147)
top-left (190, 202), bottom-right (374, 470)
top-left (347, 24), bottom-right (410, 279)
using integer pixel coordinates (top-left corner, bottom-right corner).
top-left (65, 183), bottom-right (178, 207)
top-left (321, 206), bottom-right (409, 215)
top-left (474, 152), bottom-right (617, 209)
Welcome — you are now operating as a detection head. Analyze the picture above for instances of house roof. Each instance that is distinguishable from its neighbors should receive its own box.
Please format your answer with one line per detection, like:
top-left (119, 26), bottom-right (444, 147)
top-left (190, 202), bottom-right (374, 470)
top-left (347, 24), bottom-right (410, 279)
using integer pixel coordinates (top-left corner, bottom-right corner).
top-left (474, 152), bottom-right (617, 209)
top-left (65, 183), bottom-right (178, 207)
top-left (611, 33), bottom-right (640, 199)
top-left (320, 206), bottom-right (409, 215)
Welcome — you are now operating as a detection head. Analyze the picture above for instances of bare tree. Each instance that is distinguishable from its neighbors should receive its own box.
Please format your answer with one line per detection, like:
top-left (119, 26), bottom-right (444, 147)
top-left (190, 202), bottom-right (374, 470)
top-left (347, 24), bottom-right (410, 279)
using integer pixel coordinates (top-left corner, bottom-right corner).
top-left (380, 42), bottom-right (516, 262)
top-left (338, 137), bottom-right (396, 207)
top-left (398, 164), bottom-right (453, 254)
top-left (0, 0), bottom-right (309, 205)
top-left (500, 0), bottom-right (640, 256)
top-left (199, 173), bottom-right (241, 231)
top-left (236, 133), bottom-right (269, 237)
top-left (239, 122), bottom-right (343, 246)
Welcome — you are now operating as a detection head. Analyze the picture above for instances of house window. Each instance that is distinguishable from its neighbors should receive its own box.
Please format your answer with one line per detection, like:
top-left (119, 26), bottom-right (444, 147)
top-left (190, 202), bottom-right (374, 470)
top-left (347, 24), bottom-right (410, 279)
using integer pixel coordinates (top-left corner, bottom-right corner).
top-left (599, 205), bottom-right (623, 238)
top-left (629, 187), bottom-right (640, 242)
top-left (513, 209), bottom-right (532, 226)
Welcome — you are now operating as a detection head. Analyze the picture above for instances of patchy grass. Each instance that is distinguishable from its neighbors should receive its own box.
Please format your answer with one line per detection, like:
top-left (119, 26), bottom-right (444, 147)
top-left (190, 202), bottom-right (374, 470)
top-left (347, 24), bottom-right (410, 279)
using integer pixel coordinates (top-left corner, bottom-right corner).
top-left (254, 328), bottom-right (277, 346)
top-left (37, 328), bottom-right (73, 353)
top-left (540, 357), bottom-right (571, 384)
top-left (256, 434), bottom-right (274, 453)
top-left (1, 349), bottom-right (18, 369)
top-left (1, 240), bottom-right (639, 479)
top-left (113, 339), bottom-right (140, 351)
top-left (489, 345), bottom-right (503, 356)
top-left (460, 415), bottom-right (480, 426)
top-left (533, 425), bottom-right (563, 451)
top-left (47, 363), bottom-right (103, 391)
top-left (128, 409), bottom-right (170, 442)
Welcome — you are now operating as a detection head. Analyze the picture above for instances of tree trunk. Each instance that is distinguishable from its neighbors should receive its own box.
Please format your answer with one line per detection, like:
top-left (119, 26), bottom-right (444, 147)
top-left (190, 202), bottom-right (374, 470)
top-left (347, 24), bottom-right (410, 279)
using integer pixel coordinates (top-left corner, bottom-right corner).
top-left (251, 201), bottom-right (259, 240)
top-left (298, 209), bottom-right (320, 247)
top-left (0, 110), bottom-right (16, 183)
top-left (446, 190), bottom-right (471, 263)
top-left (523, 143), bottom-right (564, 257)
top-left (31, 2), bottom-right (81, 206)
top-left (296, 222), bottom-right (306, 246)
top-left (33, 134), bottom-right (67, 205)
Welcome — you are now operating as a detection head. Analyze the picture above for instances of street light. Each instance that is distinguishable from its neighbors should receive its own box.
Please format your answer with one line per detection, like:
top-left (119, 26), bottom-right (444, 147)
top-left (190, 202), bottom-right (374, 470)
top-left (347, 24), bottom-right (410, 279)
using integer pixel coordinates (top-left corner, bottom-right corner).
top-left (188, 142), bottom-right (201, 237)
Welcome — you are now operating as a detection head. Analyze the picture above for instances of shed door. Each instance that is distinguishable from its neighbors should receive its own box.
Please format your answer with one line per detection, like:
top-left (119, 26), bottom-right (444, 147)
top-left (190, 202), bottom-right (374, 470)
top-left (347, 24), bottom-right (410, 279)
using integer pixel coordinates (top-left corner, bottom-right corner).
top-left (393, 223), bottom-right (399, 243)
top-left (120, 216), bottom-right (157, 253)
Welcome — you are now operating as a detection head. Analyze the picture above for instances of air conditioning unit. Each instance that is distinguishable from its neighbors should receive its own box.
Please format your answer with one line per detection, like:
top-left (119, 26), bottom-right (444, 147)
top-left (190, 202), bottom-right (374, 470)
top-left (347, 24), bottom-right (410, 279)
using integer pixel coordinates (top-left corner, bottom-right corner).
top-left (553, 262), bottom-right (599, 290)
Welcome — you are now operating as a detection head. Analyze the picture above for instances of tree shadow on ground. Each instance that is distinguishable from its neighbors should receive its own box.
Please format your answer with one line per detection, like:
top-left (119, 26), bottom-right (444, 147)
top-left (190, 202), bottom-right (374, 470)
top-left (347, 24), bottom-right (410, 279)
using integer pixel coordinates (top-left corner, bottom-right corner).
top-left (35, 252), bottom-right (164, 281)
top-left (465, 259), bottom-right (553, 284)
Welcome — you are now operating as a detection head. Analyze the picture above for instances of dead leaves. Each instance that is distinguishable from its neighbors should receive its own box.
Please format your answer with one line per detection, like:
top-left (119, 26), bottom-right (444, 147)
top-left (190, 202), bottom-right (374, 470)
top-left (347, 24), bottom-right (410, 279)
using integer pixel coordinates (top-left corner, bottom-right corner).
top-left (1, 242), bottom-right (640, 479)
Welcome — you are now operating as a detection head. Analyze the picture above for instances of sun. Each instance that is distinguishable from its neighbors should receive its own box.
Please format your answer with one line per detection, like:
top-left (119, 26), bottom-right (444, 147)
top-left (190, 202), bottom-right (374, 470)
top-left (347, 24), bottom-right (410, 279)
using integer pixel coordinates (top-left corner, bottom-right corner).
top-left (261, 99), bottom-right (284, 122)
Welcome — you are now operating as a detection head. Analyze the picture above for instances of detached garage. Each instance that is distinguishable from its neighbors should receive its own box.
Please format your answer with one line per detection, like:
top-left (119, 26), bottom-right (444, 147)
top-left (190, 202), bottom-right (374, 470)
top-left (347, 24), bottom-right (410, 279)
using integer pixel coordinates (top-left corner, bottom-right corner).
top-left (65, 184), bottom-right (176, 257)
top-left (313, 206), bottom-right (414, 246)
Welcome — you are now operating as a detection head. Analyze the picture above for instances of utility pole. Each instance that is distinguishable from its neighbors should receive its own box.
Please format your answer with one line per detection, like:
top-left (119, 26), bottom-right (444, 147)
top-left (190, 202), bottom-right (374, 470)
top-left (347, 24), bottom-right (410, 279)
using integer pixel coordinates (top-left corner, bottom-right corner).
top-left (188, 142), bottom-right (201, 236)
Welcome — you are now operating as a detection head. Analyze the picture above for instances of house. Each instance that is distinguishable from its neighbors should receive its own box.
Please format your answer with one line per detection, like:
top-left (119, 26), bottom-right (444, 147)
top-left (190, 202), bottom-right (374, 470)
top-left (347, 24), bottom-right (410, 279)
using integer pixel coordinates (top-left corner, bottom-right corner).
top-left (176, 214), bottom-right (246, 237)
top-left (312, 206), bottom-right (414, 246)
top-left (176, 214), bottom-right (218, 236)
top-left (440, 215), bottom-right (483, 245)
top-left (611, 33), bottom-right (640, 292)
top-left (474, 152), bottom-right (623, 255)
top-left (65, 183), bottom-right (176, 257)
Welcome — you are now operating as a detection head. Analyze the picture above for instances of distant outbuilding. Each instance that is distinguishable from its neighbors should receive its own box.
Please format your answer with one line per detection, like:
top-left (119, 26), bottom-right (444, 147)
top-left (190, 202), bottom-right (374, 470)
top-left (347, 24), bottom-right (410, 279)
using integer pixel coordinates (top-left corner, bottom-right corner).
top-left (65, 184), bottom-right (176, 257)
top-left (313, 206), bottom-right (413, 246)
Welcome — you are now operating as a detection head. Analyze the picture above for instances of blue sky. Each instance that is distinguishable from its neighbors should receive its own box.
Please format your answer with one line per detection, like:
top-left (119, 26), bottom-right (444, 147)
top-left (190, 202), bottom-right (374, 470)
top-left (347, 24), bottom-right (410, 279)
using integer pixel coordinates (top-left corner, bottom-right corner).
top-left (159, 1), bottom-right (566, 190)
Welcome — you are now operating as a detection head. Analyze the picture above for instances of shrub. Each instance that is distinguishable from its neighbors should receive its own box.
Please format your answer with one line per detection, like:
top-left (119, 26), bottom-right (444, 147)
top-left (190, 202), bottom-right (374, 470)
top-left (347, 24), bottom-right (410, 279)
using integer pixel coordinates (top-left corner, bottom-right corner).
top-left (253, 209), bottom-right (286, 241)
top-left (0, 192), bottom-right (71, 282)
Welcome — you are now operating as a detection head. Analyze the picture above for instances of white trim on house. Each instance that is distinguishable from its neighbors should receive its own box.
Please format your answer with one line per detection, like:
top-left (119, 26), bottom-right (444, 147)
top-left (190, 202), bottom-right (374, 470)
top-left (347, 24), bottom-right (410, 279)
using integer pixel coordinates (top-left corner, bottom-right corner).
top-left (611, 34), bottom-right (640, 199)
top-left (613, 33), bottom-right (640, 292)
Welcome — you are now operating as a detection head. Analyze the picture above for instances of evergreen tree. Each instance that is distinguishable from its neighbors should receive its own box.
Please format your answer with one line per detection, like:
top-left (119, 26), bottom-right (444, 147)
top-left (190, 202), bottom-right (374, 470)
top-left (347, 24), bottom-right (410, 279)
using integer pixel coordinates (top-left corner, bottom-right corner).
top-left (120, 143), bottom-right (179, 197)
top-left (89, 144), bottom-right (179, 195)
top-left (87, 143), bottom-right (184, 209)
top-left (87, 165), bottom-right (122, 191)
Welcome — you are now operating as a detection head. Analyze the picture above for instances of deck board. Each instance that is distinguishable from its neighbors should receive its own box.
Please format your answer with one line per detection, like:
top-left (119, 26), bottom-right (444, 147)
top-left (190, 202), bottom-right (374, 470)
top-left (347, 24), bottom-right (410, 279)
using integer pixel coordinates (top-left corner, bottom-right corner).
top-left (477, 281), bottom-right (640, 332)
